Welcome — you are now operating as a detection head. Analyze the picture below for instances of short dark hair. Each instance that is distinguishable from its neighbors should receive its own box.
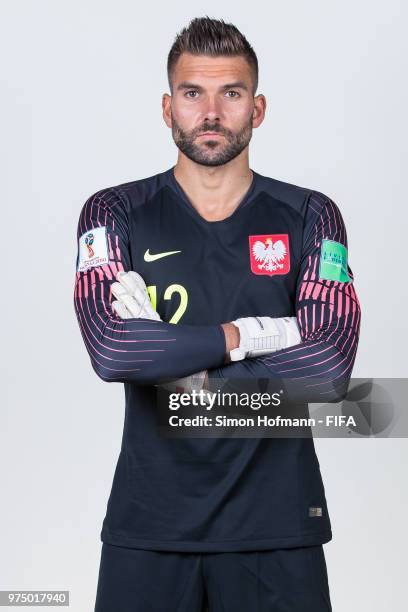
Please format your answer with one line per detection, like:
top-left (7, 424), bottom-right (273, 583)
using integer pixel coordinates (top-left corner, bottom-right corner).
top-left (167, 16), bottom-right (258, 95)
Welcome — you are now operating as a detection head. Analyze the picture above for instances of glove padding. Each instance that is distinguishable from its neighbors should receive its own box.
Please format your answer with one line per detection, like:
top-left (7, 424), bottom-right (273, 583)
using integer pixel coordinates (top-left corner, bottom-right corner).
top-left (160, 370), bottom-right (207, 394)
top-left (110, 270), bottom-right (161, 321)
top-left (229, 316), bottom-right (301, 361)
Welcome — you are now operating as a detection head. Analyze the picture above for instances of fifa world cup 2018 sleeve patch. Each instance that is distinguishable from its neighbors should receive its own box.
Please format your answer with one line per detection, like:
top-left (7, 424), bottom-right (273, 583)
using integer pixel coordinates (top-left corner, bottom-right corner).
top-left (77, 226), bottom-right (109, 272)
top-left (318, 239), bottom-right (351, 282)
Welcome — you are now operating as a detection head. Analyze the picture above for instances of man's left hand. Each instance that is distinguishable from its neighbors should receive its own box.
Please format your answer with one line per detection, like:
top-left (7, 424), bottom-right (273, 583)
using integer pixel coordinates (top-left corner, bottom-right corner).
top-left (110, 270), bottom-right (208, 392)
top-left (110, 270), bottom-right (161, 321)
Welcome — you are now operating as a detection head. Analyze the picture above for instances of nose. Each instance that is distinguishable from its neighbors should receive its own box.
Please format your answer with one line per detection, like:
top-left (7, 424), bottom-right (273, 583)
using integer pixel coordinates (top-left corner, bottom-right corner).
top-left (202, 95), bottom-right (222, 123)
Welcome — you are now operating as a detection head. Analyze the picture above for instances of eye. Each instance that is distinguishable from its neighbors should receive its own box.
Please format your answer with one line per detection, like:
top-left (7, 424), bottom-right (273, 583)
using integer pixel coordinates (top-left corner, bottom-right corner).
top-left (225, 90), bottom-right (240, 98)
top-left (185, 90), bottom-right (198, 98)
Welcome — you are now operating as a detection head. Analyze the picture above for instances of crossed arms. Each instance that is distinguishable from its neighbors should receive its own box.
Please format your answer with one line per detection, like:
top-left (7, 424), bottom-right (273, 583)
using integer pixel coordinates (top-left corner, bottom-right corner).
top-left (74, 187), bottom-right (361, 401)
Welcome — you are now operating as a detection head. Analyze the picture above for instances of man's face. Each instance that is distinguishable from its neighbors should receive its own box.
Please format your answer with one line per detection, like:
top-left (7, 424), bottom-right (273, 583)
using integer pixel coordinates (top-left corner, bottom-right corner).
top-left (163, 53), bottom-right (265, 167)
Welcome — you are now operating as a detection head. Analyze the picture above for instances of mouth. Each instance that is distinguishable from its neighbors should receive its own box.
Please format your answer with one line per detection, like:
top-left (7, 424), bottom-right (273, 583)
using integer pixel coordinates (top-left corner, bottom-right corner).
top-left (197, 132), bottom-right (223, 137)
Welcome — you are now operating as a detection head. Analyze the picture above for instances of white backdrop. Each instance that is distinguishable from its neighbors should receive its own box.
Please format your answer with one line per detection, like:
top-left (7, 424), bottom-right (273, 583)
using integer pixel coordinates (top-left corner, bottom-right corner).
top-left (1, 1), bottom-right (407, 610)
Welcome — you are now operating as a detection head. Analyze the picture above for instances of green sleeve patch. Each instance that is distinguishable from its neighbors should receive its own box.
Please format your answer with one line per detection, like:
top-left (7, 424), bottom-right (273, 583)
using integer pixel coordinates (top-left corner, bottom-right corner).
top-left (318, 239), bottom-right (351, 282)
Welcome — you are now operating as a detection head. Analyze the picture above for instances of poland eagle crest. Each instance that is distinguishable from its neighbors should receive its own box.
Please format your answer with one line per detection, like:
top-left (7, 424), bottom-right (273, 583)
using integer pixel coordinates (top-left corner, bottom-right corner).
top-left (248, 234), bottom-right (290, 276)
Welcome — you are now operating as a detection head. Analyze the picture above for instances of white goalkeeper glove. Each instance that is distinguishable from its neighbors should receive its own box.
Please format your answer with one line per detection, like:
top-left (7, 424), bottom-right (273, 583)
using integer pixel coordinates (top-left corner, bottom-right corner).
top-left (110, 270), bottom-right (207, 393)
top-left (160, 370), bottom-right (208, 394)
top-left (110, 270), bottom-right (161, 321)
top-left (229, 316), bottom-right (301, 361)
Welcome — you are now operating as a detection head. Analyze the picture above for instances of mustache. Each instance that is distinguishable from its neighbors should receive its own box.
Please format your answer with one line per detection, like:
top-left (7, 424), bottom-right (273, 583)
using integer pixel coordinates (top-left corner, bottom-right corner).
top-left (195, 124), bottom-right (227, 136)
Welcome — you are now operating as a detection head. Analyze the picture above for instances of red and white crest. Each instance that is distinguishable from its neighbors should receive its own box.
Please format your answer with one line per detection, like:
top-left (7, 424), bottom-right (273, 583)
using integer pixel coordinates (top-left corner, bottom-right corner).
top-left (248, 234), bottom-right (290, 276)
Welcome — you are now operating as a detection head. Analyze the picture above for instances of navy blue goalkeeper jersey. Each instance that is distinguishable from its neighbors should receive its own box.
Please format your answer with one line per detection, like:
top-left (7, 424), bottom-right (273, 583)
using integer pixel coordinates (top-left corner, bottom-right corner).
top-left (74, 166), bottom-right (361, 552)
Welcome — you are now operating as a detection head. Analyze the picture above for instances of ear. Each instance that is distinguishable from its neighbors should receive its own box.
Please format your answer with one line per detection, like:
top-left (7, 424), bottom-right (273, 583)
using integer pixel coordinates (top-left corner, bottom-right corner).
top-left (252, 94), bottom-right (267, 129)
top-left (162, 93), bottom-right (172, 128)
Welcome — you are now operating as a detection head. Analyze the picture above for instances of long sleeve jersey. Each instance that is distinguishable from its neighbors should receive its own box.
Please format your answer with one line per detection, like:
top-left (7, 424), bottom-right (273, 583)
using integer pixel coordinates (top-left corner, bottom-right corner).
top-left (74, 166), bottom-right (361, 552)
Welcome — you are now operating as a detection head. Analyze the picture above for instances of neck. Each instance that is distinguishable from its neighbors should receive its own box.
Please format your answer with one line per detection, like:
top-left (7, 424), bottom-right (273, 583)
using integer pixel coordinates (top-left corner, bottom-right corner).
top-left (173, 152), bottom-right (253, 222)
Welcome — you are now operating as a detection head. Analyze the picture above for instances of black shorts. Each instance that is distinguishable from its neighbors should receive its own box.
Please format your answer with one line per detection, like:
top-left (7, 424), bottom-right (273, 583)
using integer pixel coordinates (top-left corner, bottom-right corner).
top-left (94, 542), bottom-right (332, 611)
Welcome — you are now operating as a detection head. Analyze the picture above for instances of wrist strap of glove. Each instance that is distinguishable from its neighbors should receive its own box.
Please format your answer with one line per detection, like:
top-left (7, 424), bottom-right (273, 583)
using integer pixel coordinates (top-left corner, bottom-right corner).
top-left (229, 316), bottom-right (301, 361)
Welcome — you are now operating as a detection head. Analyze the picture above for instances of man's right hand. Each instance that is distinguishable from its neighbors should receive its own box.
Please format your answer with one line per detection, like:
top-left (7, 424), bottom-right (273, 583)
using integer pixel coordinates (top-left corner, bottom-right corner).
top-left (222, 316), bottom-right (301, 362)
top-left (220, 323), bottom-right (241, 363)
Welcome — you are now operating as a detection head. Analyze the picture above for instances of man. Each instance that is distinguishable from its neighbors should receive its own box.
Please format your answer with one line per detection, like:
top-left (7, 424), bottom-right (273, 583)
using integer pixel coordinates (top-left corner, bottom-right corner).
top-left (74, 17), bottom-right (361, 612)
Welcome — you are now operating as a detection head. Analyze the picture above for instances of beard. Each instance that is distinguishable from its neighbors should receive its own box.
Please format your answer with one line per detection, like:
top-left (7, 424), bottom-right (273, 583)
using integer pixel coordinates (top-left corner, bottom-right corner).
top-left (171, 113), bottom-right (253, 167)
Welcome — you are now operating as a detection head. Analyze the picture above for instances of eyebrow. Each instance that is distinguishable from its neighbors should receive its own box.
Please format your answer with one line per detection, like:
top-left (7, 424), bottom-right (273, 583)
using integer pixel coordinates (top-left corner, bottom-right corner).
top-left (177, 80), bottom-right (248, 92)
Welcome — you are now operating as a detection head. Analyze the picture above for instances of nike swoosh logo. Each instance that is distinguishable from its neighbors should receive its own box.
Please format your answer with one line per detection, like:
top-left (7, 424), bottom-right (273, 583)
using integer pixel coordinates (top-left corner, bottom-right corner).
top-left (144, 249), bottom-right (182, 262)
